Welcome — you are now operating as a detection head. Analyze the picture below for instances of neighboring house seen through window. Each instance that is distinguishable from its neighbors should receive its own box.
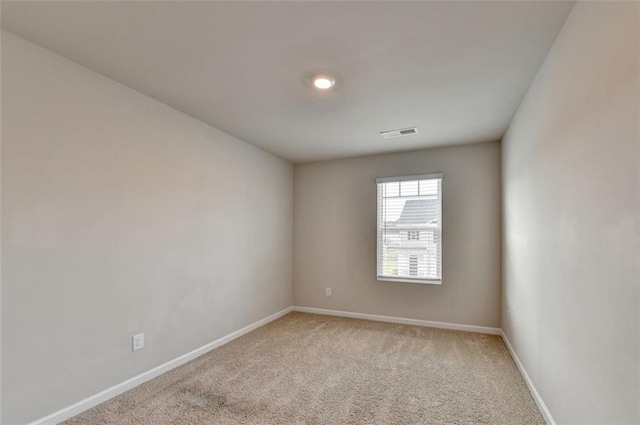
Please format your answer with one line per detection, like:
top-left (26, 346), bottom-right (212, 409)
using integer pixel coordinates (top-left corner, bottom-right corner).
top-left (376, 174), bottom-right (442, 284)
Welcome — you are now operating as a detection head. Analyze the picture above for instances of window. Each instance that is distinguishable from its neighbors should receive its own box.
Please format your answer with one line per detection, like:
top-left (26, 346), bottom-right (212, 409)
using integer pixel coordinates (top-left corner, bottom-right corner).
top-left (409, 255), bottom-right (418, 277)
top-left (376, 173), bottom-right (442, 284)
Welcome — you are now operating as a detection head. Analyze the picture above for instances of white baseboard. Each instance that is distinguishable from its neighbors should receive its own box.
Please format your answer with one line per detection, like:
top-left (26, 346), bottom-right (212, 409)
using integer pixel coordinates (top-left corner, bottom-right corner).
top-left (500, 330), bottom-right (556, 425)
top-left (292, 306), bottom-right (502, 335)
top-left (27, 306), bottom-right (553, 425)
top-left (29, 307), bottom-right (293, 425)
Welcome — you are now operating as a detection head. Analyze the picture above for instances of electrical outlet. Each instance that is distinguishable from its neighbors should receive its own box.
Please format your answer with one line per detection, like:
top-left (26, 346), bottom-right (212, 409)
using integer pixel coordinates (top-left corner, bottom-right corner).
top-left (132, 333), bottom-right (144, 351)
top-left (326, 288), bottom-right (332, 296)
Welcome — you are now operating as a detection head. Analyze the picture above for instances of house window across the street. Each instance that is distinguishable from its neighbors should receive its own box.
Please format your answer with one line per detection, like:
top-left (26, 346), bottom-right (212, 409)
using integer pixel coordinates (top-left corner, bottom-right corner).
top-left (409, 255), bottom-right (418, 277)
top-left (376, 174), bottom-right (442, 284)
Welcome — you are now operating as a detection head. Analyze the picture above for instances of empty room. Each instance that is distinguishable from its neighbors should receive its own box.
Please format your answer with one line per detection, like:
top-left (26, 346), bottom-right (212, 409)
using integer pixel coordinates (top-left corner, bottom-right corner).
top-left (1, 1), bottom-right (638, 424)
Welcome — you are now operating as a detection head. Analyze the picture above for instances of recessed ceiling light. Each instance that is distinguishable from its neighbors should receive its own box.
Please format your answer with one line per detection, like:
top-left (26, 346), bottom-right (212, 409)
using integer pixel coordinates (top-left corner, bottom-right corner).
top-left (310, 73), bottom-right (335, 90)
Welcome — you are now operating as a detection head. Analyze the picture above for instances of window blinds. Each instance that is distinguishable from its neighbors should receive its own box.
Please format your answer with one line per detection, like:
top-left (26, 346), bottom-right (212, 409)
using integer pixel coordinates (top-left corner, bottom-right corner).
top-left (376, 173), bottom-right (442, 284)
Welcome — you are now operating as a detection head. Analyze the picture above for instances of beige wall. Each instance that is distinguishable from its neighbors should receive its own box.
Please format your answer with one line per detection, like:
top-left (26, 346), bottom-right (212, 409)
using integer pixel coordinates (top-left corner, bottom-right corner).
top-left (1, 32), bottom-right (293, 424)
top-left (294, 142), bottom-right (501, 327)
top-left (501, 2), bottom-right (639, 423)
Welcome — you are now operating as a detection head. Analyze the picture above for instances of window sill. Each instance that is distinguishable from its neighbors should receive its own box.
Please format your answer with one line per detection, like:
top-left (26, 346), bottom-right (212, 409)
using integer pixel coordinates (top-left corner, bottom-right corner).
top-left (377, 276), bottom-right (442, 285)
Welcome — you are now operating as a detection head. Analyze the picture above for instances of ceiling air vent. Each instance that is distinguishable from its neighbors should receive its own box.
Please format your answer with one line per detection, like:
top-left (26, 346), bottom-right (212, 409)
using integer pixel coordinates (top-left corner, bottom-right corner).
top-left (380, 127), bottom-right (418, 139)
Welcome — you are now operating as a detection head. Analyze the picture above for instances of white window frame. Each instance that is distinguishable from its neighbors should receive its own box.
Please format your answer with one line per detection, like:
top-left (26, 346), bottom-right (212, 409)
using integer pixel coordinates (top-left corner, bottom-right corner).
top-left (376, 173), bottom-right (443, 285)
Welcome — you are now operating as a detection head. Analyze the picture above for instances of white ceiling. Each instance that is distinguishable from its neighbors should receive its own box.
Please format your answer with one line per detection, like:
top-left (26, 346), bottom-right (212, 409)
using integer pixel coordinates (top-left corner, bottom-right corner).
top-left (1, 1), bottom-right (574, 163)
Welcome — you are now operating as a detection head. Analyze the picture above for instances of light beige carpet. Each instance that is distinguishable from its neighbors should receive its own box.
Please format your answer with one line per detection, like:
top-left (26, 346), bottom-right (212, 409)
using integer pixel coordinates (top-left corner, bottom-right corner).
top-left (63, 312), bottom-right (543, 424)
